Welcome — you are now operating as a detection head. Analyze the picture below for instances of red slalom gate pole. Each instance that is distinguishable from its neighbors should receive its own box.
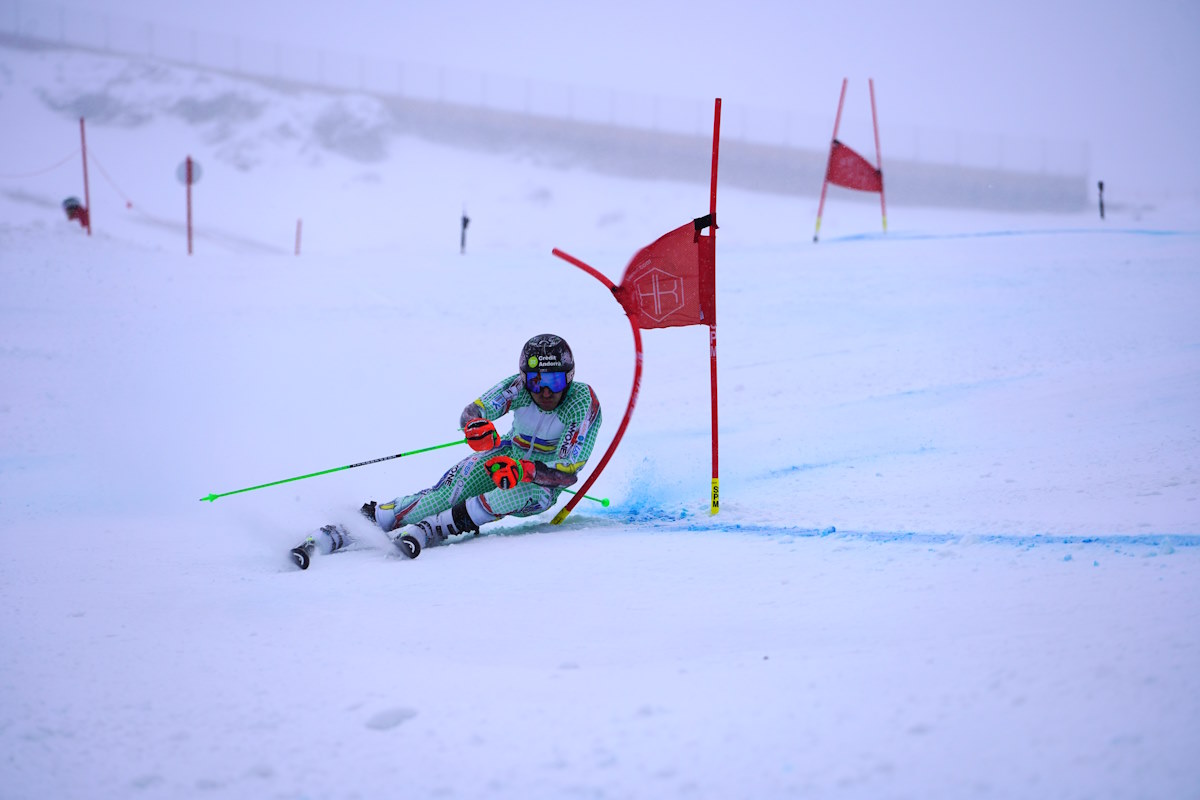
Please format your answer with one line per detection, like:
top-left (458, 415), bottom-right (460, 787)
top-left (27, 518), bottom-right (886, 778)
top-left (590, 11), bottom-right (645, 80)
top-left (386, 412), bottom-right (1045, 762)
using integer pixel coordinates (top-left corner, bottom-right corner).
top-left (813, 78), bottom-right (847, 243)
top-left (186, 156), bottom-right (193, 255)
top-left (79, 118), bottom-right (92, 236)
top-left (869, 78), bottom-right (887, 233)
top-left (708, 98), bottom-right (721, 515)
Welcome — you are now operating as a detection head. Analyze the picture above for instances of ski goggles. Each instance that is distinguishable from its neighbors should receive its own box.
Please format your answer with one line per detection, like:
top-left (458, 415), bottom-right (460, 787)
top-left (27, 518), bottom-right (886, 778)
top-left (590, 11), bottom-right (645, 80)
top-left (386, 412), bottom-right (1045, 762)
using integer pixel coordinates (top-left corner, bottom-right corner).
top-left (525, 370), bottom-right (569, 394)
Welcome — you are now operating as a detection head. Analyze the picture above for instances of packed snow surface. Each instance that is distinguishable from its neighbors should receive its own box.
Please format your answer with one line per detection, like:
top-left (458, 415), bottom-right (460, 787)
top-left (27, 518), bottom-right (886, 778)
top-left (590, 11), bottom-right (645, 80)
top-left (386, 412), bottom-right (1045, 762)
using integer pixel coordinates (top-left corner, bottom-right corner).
top-left (1, 43), bottom-right (1198, 799)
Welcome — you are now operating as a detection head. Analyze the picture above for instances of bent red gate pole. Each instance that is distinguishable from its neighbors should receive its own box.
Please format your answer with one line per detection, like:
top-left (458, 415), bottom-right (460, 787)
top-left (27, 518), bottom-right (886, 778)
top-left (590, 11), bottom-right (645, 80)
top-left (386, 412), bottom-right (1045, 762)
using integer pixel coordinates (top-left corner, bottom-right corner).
top-left (708, 98), bottom-right (721, 515)
top-left (813, 78), bottom-right (847, 243)
top-left (869, 78), bottom-right (887, 233)
top-left (549, 249), bottom-right (643, 526)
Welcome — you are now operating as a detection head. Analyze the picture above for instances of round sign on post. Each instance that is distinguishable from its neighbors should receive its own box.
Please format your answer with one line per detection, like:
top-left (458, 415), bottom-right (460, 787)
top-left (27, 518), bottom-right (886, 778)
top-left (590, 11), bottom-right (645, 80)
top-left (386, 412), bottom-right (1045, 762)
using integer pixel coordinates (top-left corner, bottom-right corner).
top-left (176, 159), bottom-right (203, 184)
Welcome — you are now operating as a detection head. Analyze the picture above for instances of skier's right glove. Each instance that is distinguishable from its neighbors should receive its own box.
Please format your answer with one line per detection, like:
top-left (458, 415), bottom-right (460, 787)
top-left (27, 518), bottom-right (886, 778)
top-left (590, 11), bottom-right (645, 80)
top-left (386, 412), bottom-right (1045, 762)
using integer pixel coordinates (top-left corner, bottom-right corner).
top-left (464, 418), bottom-right (500, 452)
top-left (485, 455), bottom-right (534, 489)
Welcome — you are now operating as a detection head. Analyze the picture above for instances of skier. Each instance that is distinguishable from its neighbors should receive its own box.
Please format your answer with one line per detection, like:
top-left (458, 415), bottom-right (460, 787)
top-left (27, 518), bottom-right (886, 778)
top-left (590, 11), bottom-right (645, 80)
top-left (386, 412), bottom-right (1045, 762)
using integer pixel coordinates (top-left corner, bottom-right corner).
top-left (291, 334), bottom-right (602, 568)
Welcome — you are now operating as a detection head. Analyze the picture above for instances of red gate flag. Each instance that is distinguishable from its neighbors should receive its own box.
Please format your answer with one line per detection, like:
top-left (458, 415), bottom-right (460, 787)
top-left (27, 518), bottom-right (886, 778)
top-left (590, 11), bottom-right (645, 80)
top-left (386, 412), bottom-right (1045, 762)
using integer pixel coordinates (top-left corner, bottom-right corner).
top-left (615, 215), bottom-right (716, 330)
top-left (826, 140), bottom-right (883, 193)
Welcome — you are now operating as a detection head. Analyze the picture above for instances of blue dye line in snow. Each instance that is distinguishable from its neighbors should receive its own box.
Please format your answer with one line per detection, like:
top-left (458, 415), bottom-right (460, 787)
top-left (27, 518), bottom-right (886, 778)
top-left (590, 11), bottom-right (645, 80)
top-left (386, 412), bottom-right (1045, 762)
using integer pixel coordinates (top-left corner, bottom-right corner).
top-left (574, 476), bottom-right (1199, 549)
top-left (666, 524), bottom-right (1200, 549)
top-left (827, 228), bottom-right (1200, 244)
top-left (578, 506), bottom-right (1199, 549)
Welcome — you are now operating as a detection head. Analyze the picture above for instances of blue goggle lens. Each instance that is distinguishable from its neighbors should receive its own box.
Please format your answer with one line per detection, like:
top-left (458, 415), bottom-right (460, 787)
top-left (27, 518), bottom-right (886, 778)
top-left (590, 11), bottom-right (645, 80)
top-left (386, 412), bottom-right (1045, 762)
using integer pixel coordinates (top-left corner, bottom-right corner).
top-left (525, 370), bottom-right (569, 394)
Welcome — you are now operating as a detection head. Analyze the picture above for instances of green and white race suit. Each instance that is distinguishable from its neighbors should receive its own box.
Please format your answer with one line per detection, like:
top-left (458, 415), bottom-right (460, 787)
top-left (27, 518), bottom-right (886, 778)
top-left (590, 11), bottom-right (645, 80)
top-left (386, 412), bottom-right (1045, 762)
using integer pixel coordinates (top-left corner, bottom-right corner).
top-left (375, 374), bottom-right (602, 541)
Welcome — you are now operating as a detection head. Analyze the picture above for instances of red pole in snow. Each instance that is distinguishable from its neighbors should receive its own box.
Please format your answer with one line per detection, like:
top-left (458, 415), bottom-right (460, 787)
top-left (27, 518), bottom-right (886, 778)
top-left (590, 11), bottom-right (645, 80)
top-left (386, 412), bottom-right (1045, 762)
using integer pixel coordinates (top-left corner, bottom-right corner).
top-left (813, 78), bottom-right (847, 243)
top-left (186, 156), bottom-right (193, 255)
top-left (79, 117), bottom-right (92, 236)
top-left (869, 78), bottom-right (887, 233)
top-left (708, 98), bottom-right (721, 515)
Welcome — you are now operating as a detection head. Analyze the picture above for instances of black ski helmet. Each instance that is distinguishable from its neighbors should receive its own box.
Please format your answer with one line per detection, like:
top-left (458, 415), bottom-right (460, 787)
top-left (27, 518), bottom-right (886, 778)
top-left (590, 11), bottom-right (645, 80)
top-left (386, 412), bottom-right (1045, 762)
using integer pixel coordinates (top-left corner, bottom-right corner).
top-left (519, 334), bottom-right (575, 386)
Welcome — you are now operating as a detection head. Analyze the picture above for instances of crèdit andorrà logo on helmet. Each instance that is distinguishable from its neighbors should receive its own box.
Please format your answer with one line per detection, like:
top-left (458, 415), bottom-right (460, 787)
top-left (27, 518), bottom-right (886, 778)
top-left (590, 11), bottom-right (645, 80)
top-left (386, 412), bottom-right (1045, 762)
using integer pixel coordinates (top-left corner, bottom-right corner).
top-left (519, 334), bottom-right (575, 384)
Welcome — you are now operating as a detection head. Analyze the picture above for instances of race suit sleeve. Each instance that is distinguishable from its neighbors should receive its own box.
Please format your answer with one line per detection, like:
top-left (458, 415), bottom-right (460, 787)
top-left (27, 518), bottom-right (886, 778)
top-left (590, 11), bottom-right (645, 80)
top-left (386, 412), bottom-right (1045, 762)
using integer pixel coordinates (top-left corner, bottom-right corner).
top-left (460, 375), bottom-right (524, 429)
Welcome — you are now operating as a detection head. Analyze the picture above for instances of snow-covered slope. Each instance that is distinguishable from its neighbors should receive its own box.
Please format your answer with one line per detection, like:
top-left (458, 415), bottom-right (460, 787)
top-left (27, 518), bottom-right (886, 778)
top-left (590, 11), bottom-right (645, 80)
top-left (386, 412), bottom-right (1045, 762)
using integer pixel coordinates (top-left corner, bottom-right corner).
top-left (2, 43), bottom-right (1199, 800)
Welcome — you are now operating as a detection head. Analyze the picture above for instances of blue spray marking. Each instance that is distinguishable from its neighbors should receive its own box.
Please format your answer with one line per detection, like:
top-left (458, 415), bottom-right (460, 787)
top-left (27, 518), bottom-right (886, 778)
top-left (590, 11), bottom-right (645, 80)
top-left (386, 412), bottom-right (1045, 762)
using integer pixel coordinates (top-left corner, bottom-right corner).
top-left (558, 511), bottom-right (1199, 550)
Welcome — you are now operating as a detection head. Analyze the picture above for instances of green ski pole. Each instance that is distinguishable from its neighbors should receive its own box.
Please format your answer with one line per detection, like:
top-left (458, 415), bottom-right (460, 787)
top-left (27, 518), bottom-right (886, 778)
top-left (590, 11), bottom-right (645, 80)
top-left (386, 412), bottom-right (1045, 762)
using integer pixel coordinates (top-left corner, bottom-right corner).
top-left (200, 439), bottom-right (465, 502)
top-left (561, 489), bottom-right (610, 507)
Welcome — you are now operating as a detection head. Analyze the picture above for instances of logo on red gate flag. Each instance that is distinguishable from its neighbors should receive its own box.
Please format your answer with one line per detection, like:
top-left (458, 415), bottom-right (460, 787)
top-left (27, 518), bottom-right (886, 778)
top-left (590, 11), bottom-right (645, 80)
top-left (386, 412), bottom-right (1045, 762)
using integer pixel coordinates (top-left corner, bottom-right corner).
top-left (615, 215), bottom-right (716, 330)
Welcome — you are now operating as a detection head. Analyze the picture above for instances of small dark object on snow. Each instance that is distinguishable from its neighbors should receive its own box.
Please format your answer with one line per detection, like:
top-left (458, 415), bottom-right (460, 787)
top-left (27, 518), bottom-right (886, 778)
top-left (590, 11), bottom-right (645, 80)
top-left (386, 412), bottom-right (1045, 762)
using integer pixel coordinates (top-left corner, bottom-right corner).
top-left (62, 197), bottom-right (89, 228)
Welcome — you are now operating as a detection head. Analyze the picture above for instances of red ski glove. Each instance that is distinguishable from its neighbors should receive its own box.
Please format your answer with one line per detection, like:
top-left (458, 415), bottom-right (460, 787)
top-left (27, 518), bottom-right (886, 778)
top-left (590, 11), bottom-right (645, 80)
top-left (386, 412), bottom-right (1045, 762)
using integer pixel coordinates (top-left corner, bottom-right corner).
top-left (485, 455), bottom-right (535, 489)
top-left (464, 418), bottom-right (500, 452)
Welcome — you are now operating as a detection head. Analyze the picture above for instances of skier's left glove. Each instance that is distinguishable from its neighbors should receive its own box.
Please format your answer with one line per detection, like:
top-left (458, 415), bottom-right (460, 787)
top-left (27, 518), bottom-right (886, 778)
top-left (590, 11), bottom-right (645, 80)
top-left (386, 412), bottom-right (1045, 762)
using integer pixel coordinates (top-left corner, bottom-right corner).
top-left (464, 418), bottom-right (500, 451)
top-left (485, 455), bottom-right (535, 489)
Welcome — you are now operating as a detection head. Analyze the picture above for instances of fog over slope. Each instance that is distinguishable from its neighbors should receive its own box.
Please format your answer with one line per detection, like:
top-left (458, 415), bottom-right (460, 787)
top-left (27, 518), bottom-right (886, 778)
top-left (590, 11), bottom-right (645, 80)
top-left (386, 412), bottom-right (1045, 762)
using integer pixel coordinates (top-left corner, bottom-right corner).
top-left (44, 0), bottom-right (1200, 202)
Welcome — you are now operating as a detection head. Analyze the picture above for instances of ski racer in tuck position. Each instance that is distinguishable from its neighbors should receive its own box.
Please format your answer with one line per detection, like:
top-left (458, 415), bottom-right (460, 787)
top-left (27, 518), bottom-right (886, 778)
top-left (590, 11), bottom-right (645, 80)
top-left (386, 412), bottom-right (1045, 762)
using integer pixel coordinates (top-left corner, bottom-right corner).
top-left (291, 334), bottom-right (603, 568)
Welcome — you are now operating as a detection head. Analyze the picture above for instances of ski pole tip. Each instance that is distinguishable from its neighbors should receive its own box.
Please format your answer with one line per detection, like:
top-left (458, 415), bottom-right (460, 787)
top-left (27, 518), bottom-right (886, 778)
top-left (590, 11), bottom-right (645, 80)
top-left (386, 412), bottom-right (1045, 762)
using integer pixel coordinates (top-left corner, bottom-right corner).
top-left (200, 494), bottom-right (219, 502)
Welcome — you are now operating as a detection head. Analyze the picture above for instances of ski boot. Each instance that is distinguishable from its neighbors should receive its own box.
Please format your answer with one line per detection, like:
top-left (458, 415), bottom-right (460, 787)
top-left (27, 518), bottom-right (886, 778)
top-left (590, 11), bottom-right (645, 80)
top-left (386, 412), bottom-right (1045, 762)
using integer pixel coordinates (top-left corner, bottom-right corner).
top-left (363, 499), bottom-right (421, 558)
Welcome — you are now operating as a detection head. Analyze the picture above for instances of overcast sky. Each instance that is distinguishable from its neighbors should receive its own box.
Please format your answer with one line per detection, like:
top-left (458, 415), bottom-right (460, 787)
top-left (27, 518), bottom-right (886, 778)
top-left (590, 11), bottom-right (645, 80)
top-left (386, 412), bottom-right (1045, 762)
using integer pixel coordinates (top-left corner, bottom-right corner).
top-left (53, 0), bottom-right (1200, 197)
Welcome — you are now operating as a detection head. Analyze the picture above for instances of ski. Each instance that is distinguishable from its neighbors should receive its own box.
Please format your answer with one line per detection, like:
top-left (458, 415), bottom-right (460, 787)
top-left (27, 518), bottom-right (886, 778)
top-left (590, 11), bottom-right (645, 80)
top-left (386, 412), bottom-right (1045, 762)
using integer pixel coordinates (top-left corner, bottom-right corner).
top-left (290, 537), bottom-right (315, 570)
top-left (393, 533), bottom-right (422, 559)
